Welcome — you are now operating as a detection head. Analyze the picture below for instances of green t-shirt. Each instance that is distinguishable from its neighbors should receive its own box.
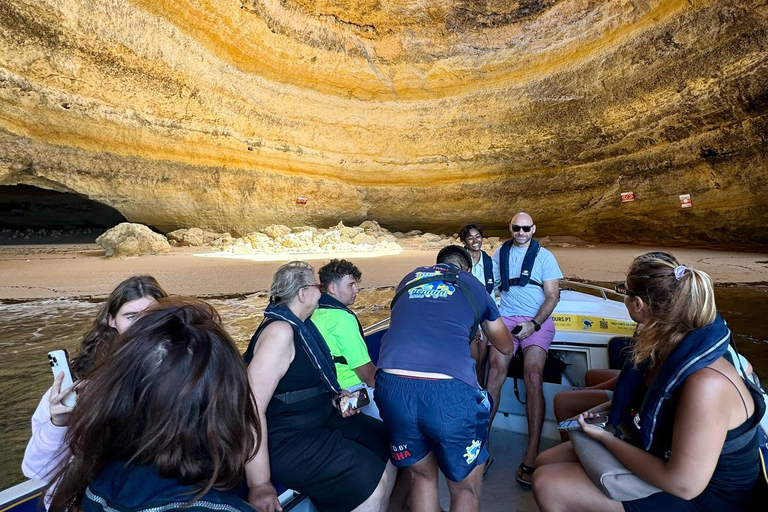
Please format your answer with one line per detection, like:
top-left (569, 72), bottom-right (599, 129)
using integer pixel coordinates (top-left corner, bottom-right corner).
top-left (311, 308), bottom-right (371, 388)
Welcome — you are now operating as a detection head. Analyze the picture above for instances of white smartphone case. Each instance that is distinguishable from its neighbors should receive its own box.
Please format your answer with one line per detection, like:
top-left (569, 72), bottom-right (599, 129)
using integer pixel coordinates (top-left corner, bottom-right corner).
top-left (48, 350), bottom-right (77, 407)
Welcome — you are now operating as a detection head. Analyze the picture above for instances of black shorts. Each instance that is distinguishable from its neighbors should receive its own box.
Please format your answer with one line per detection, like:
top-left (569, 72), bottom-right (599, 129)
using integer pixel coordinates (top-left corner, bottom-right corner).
top-left (268, 406), bottom-right (389, 512)
top-left (623, 489), bottom-right (757, 512)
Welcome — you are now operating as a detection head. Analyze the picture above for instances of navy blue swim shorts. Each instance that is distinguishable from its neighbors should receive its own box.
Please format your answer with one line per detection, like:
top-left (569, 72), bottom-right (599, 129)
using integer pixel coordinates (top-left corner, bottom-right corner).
top-left (374, 371), bottom-right (490, 482)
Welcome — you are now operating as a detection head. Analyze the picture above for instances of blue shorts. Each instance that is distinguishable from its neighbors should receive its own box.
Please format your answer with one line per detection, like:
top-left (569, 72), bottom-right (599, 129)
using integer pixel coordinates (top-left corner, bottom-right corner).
top-left (374, 371), bottom-right (490, 482)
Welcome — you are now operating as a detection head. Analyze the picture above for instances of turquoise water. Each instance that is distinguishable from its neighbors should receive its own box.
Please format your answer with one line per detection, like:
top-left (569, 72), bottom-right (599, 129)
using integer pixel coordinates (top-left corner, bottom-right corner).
top-left (0, 285), bottom-right (765, 491)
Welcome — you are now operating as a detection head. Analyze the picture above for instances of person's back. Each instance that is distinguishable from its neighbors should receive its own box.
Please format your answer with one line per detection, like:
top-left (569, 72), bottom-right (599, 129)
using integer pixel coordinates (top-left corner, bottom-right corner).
top-left (83, 462), bottom-right (251, 512)
top-left (375, 247), bottom-right (514, 512)
top-left (378, 263), bottom-right (492, 386)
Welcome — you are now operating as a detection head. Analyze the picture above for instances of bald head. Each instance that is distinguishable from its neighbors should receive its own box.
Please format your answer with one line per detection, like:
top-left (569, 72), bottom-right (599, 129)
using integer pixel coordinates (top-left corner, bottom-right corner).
top-left (509, 212), bottom-right (536, 247)
top-left (512, 212), bottom-right (533, 226)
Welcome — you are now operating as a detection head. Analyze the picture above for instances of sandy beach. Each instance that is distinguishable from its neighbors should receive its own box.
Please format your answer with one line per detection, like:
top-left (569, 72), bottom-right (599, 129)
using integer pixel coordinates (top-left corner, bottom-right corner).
top-left (1, 239), bottom-right (766, 300)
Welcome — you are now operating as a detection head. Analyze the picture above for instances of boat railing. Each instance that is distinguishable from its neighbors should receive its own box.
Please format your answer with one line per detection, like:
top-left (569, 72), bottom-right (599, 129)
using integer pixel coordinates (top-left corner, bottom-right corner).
top-left (363, 317), bottom-right (390, 336)
top-left (559, 279), bottom-right (625, 301)
top-left (363, 280), bottom-right (624, 336)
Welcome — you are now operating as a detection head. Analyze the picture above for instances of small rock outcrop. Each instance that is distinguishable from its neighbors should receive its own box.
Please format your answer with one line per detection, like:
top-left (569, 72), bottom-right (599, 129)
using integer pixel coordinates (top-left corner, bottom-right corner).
top-left (96, 223), bottom-right (170, 258)
top-left (220, 222), bottom-right (402, 255)
top-left (167, 228), bottom-right (233, 246)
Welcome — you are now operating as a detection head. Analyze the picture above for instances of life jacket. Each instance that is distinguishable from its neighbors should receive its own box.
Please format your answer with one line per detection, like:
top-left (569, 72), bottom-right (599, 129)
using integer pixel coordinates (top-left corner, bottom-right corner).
top-left (244, 302), bottom-right (341, 404)
top-left (498, 239), bottom-right (541, 292)
top-left (609, 315), bottom-right (731, 455)
top-left (480, 251), bottom-right (495, 294)
top-left (317, 293), bottom-right (365, 367)
top-left (317, 293), bottom-right (365, 341)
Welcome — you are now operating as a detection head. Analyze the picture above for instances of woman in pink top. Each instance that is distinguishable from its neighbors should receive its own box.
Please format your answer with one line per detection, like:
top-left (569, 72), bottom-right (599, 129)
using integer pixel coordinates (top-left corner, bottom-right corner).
top-left (21, 276), bottom-right (167, 486)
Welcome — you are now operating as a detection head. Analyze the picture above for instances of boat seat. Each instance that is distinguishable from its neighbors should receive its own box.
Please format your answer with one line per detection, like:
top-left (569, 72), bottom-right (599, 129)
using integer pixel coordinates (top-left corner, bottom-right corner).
top-left (608, 336), bottom-right (634, 369)
top-left (364, 330), bottom-right (385, 366)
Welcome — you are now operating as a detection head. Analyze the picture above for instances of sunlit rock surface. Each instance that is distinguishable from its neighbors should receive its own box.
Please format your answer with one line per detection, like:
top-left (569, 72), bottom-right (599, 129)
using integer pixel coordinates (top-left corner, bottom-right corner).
top-left (96, 222), bottom-right (171, 258)
top-left (0, 0), bottom-right (766, 245)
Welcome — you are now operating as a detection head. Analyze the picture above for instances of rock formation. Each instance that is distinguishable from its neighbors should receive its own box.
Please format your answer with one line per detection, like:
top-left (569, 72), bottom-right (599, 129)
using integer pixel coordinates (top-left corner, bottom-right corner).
top-left (221, 221), bottom-right (401, 254)
top-left (1, 0), bottom-right (766, 246)
top-left (96, 223), bottom-right (171, 258)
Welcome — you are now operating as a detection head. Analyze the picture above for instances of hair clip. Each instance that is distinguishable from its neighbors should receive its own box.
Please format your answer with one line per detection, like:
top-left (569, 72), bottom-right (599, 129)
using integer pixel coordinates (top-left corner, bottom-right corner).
top-left (674, 265), bottom-right (688, 280)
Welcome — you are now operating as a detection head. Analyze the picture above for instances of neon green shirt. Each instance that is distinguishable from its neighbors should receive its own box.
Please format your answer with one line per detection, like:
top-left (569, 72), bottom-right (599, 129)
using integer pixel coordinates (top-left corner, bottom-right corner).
top-left (311, 308), bottom-right (371, 388)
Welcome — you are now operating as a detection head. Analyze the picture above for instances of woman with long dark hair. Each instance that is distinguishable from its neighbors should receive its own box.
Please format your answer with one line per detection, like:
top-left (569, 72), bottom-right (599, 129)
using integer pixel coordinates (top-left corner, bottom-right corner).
top-left (48, 297), bottom-right (260, 512)
top-left (244, 261), bottom-right (395, 512)
top-left (532, 252), bottom-right (764, 512)
top-left (22, 276), bottom-right (167, 484)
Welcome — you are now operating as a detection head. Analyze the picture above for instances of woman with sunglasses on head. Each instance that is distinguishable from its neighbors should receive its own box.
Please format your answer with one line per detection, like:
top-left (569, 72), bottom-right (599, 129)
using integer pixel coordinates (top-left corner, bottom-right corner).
top-left (22, 276), bottom-right (167, 490)
top-left (47, 297), bottom-right (260, 512)
top-left (532, 252), bottom-right (764, 512)
top-left (244, 261), bottom-right (395, 512)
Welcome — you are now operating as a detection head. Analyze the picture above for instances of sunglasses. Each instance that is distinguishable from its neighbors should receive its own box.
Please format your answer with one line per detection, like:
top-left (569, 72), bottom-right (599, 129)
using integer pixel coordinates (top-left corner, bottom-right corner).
top-left (512, 225), bottom-right (533, 232)
top-left (614, 283), bottom-right (638, 296)
top-left (303, 283), bottom-right (322, 290)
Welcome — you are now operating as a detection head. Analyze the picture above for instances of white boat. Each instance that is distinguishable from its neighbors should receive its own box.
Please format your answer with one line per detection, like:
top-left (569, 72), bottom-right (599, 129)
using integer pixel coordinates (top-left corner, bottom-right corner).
top-left (2, 281), bottom-right (764, 512)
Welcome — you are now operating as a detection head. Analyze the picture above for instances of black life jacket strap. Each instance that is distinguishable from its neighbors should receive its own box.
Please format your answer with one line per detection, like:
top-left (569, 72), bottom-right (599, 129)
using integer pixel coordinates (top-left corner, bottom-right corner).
top-left (272, 384), bottom-right (329, 404)
top-left (508, 277), bottom-right (543, 288)
top-left (481, 251), bottom-right (495, 294)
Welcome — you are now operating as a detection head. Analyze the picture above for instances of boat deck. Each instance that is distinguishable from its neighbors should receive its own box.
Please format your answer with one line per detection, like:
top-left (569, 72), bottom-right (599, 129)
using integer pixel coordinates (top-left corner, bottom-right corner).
top-left (437, 428), bottom-right (558, 512)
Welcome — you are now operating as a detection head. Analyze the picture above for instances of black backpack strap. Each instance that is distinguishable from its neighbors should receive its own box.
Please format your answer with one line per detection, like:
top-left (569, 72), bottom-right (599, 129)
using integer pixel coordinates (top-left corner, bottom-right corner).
top-left (391, 270), bottom-right (482, 342)
top-left (453, 277), bottom-right (482, 341)
top-left (481, 251), bottom-right (495, 294)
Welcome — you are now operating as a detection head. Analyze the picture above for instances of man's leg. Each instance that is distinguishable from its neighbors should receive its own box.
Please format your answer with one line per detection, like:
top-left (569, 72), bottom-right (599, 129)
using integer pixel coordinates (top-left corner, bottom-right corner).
top-left (469, 335), bottom-right (490, 386)
top-left (519, 345), bottom-right (547, 483)
top-left (485, 345), bottom-right (512, 428)
top-left (445, 463), bottom-right (484, 512)
top-left (406, 452), bottom-right (440, 512)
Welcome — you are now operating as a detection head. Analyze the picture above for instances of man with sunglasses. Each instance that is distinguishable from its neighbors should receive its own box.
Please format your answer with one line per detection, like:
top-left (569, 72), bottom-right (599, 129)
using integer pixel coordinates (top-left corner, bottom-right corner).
top-left (490, 212), bottom-right (562, 485)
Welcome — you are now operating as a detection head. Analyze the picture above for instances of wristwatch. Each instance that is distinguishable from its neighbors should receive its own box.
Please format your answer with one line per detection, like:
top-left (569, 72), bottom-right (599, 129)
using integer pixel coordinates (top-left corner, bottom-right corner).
top-left (531, 319), bottom-right (541, 332)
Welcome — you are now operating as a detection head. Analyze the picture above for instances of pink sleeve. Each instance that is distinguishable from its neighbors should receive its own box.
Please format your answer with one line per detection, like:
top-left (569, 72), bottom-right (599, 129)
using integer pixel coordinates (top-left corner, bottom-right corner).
top-left (21, 388), bottom-right (70, 482)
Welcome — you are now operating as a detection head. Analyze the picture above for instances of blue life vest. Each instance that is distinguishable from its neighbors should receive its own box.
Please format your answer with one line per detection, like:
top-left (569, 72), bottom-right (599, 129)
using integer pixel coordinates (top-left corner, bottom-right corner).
top-left (609, 315), bottom-right (731, 455)
top-left (498, 239), bottom-right (541, 292)
top-left (480, 251), bottom-right (495, 294)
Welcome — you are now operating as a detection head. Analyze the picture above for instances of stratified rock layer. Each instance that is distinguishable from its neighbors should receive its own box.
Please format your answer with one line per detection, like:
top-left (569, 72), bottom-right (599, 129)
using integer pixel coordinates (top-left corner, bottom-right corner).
top-left (1, 0), bottom-right (767, 245)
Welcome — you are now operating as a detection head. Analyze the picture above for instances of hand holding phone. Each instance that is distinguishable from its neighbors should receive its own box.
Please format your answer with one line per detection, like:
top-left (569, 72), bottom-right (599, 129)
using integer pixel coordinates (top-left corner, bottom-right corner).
top-left (557, 414), bottom-right (608, 432)
top-left (335, 388), bottom-right (370, 415)
top-left (48, 350), bottom-right (77, 408)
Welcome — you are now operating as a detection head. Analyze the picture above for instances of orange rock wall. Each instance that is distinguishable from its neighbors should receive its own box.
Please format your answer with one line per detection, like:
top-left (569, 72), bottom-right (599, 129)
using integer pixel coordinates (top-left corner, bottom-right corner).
top-left (0, 0), bottom-right (766, 244)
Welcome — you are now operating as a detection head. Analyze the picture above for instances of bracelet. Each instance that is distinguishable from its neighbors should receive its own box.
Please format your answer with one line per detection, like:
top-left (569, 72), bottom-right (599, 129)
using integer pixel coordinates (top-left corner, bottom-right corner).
top-left (531, 319), bottom-right (541, 332)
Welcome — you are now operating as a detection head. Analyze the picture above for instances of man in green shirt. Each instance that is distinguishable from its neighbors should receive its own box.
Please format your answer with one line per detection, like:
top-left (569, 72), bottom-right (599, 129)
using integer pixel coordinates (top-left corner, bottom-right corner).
top-left (312, 259), bottom-right (378, 417)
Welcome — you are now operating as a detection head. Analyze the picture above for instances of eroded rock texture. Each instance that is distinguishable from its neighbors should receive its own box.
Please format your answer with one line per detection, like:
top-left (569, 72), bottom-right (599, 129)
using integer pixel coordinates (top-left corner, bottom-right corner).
top-left (1, 0), bottom-right (766, 245)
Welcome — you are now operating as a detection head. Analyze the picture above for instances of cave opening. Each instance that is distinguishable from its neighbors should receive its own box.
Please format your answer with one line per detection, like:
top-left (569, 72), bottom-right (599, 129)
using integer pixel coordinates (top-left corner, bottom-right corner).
top-left (0, 185), bottom-right (127, 244)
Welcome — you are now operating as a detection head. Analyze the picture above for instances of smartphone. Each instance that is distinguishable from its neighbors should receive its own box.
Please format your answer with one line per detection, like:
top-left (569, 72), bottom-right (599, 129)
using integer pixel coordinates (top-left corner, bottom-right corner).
top-left (512, 324), bottom-right (523, 335)
top-left (336, 388), bottom-right (370, 415)
top-left (48, 350), bottom-right (77, 407)
top-left (557, 414), bottom-right (608, 432)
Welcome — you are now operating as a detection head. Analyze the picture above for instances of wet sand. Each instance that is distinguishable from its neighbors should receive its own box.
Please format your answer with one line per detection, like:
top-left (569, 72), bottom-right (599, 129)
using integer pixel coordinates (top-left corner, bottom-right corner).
top-left (1, 239), bottom-right (766, 300)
